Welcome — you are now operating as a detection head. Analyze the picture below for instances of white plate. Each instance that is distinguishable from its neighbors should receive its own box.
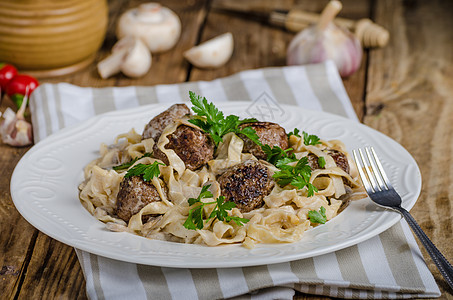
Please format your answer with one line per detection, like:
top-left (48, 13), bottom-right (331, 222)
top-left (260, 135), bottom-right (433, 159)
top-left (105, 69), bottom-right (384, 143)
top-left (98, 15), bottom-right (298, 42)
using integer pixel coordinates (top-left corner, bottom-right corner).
top-left (11, 102), bottom-right (421, 268)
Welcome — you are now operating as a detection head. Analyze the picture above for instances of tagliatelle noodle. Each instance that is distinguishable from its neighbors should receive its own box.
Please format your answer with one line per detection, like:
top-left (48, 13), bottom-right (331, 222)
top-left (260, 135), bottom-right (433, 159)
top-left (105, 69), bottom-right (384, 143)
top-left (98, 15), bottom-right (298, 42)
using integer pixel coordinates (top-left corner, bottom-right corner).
top-left (197, 220), bottom-right (247, 246)
top-left (79, 166), bottom-right (122, 215)
top-left (79, 118), bottom-right (364, 248)
top-left (156, 118), bottom-right (196, 177)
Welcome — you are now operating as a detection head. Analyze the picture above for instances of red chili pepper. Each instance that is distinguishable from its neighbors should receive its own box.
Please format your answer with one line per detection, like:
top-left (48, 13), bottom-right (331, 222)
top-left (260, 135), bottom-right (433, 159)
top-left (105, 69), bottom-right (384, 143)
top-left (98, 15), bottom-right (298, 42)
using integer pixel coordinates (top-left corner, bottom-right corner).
top-left (0, 63), bottom-right (18, 92)
top-left (6, 74), bottom-right (39, 108)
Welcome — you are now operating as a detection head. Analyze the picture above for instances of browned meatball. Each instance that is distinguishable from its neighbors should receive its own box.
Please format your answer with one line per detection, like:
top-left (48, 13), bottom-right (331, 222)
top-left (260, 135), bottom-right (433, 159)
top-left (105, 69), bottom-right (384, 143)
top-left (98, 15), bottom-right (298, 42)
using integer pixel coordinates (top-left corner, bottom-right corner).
top-left (307, 150), bottom-right (350, 174)
top-left (116, 176), bottom-right (168, 222)
top-left (238, 122), bottom-right (288, 159)
top-left (153, 125), bottom-right (215, 171)
top-left (217, 160), bottom-right (274, 212)
top-left (142, 104), bottom-right (190, 140)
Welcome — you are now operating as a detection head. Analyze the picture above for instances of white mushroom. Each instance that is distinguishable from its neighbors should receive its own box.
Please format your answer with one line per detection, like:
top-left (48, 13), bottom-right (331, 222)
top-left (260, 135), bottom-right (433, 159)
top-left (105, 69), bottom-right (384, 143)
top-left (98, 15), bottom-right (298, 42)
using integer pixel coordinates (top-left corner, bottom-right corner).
top-left (183, 32), bottom-right (234, 69)
top-left (116, 3), bottom-right (181, 53)
top-left (97, 36), bottom-right (152, 79)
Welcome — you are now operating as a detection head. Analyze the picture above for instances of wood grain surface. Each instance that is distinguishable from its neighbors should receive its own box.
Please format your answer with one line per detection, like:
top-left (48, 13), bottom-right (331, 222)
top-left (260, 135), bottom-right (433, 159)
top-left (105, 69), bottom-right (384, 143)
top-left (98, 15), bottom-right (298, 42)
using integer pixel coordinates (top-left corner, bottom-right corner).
top-left (0, 0), bottom-right (451, 299)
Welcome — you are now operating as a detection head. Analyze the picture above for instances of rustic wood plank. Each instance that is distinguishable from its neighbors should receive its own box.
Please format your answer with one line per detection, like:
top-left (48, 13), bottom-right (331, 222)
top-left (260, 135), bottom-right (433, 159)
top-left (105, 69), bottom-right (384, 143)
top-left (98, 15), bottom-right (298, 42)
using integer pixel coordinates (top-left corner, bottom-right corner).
top-left (191, 0), bottom-right (369, 120)
top-left (366, 0), bottom-right (453, 296)
top-left (42, 0), bottom-right (208, 87)
top-left (0, 95), bottom-right (36, 299)
top-left (188, 10), bottom-right (293, 80)
top-left (16, 234), bottom-right (87, 300)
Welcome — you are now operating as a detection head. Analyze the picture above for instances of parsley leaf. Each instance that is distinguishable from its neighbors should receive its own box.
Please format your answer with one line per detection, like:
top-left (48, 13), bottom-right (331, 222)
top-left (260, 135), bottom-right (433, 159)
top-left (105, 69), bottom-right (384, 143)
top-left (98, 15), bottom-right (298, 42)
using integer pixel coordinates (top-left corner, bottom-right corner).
top-left (318, 156), bottom-right (326, 168)
top-left (188, 91), bottom-right (257, 146)
top-left (184, 205), bottom-right (204, 230)
top-left (183, 184), bottom-right (249, 230)
top-left (275, 156), bottom-right (298, 169)
top-left (189, 91), bottom-right (224, 124)
top-left (188, 185), bottom-right (213, 206)
top-left (262, 144), bottom-right (297, 166)
top-left (238, 126), bottom-right (262, 146)
top-left (287, 128), bottom-right (321, 145)
top-left (287, 128), bottom-right (301, 138)
top-left (113, 153), bottom-right (152, 171)
top-left (124, 161), bottom-right (164, 181)
top-left (272, 156), bottom-right (318, 197)
top-left (302, 131), bottom-right (321, 146)
top-left (308, 206), bottom-right (327, 224)
top-left (187, 91), bottom-right (321, 197)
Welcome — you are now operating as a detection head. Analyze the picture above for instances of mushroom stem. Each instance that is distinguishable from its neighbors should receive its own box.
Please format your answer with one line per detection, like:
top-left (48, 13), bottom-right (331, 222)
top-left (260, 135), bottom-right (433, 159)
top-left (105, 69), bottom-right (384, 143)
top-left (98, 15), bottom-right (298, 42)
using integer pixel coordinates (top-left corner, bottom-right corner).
top-left (97, 36), bottom-right (152, 79)
top-left (97, 48), bottom-right (128, 79)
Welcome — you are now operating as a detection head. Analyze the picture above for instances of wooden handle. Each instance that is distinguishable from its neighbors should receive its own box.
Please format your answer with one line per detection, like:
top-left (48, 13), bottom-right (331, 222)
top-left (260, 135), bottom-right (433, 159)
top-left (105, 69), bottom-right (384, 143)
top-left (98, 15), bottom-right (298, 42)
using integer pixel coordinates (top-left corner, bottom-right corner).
top-left (284, 7), bottom-right (389, 48)
top-left (317, 0), bottom-right (342, 30)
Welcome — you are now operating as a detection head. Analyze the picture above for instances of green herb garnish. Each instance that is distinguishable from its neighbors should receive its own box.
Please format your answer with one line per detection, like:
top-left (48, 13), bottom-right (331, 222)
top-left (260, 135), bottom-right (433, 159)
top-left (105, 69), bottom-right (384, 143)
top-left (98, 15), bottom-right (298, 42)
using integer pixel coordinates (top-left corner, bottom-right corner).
top-left (302, 131), bottom-right (321, 146)
top-left (183, 184), bottom-right (249, 230)
top-left (287, 128), bottom-right (301, 138)
top-left (113, 153), bottom-right (152, 171)
top-left (187, 92), bottom-right (320, 197)
top-left (188, 91), bottom-right (257, 146)
top-left (318, 156), bottom-right (326, 168)
top-left (124, 161), bottom-right (164, 181)
top-left (308, 206), bottom-right (327, 224)
top-left (262, 144), bottom-right (297, 166)
top-left (238, 125), bottom-right (262, 146)
top-left (272, 156), bottom-right (318, 196)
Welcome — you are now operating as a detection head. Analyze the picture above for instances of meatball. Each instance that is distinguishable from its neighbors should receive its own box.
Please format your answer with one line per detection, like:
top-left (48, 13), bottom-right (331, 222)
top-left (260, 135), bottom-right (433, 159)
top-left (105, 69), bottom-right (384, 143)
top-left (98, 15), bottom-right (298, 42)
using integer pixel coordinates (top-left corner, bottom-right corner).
top-left (116, 176), bottom-right (168, 222)
top-left (153, 125), bottom-right (215, 171)
top-left (142, 104), bottom-right (190, 140)
top-left (307, 150), bottom-right (350, 174)
top-left (238, 122), bottom-right (288, 159)
top-left (217, 160), bottom-right (274, 212)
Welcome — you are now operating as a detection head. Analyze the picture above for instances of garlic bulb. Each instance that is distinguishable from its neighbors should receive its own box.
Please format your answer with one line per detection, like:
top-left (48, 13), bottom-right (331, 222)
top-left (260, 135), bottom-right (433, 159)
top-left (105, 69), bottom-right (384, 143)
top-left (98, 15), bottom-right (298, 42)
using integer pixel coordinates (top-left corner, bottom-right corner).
top-left (116, 3), bottom-right (181, 53)
top-left (287, 0), bottom-right (362, 77)
top-left (0, 90), bottom-right (33, 147)
top-left (184, 32), bottom-right (234, 69)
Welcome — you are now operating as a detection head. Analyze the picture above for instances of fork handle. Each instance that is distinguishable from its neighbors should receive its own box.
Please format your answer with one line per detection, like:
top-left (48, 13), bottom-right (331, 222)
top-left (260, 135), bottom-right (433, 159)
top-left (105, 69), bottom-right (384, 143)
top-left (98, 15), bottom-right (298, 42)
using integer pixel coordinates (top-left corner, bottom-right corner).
top-left (394, 206), bottom-right (453, 290)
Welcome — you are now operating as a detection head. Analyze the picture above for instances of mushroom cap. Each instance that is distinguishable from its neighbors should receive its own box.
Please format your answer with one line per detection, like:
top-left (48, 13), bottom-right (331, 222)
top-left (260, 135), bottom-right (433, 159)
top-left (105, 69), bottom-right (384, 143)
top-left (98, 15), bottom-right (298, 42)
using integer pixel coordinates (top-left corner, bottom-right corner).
top-left (116, 3), bottom-right (181, 53)
top-left (119, 37), bottom-right (152, 78)
top-left (183, 32), bottom-right (234, 69)
top-left (97, 36), bottom-right (152, 79)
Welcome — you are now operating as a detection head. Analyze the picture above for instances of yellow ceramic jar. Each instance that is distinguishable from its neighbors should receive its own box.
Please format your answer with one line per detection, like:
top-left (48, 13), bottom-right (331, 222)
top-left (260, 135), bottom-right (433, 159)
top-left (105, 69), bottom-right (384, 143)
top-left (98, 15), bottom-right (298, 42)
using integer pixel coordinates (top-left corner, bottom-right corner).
top-left (0, 0), bottom-right (108, 76)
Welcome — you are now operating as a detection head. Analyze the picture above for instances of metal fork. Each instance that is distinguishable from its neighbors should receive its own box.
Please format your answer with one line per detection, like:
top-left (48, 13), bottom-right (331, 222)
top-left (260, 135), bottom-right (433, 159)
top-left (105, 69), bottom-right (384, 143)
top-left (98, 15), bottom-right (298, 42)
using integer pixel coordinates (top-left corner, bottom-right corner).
top-left (353, 147), bottom-right (453, 290)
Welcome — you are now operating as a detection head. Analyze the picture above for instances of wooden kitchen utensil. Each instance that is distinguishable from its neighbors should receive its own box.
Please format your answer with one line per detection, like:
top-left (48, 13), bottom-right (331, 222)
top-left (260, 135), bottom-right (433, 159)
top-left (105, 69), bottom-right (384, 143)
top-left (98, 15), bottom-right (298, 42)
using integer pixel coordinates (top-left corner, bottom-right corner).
top-left (270, 8), bottom-right (389, 48)
top-left (212, 3), bottom-right (389, 48)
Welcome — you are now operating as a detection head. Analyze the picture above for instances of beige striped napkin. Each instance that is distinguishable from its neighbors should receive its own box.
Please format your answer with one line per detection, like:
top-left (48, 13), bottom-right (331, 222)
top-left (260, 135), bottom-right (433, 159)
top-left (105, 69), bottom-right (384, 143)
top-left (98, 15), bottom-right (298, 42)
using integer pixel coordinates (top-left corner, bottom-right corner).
top-left (29, 61), bottom-right (440, 299)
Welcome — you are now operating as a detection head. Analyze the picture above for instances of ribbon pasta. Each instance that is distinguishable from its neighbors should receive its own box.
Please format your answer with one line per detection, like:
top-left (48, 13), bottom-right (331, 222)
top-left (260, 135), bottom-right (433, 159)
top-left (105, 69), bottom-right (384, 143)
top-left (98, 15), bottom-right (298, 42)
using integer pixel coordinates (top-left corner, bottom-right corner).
top-left (79, 123), bottom-right (364, 248)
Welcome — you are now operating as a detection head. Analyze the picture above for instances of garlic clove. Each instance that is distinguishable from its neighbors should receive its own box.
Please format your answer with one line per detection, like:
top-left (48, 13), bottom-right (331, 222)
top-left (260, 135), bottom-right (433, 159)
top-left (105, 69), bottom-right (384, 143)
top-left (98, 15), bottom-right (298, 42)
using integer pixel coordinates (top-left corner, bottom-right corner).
top-left (0, 91), bottom-right (33, 147)
top-left (97, 36), bottom-right (152, 79)
top-left (4, 118), bottom-right (33, 147)
top-left (116, 3), bottom-right (181, 53)
top-left (184, 32), bottom-right (234, 69)
top-left (286, 0), bottom-right (362, 77)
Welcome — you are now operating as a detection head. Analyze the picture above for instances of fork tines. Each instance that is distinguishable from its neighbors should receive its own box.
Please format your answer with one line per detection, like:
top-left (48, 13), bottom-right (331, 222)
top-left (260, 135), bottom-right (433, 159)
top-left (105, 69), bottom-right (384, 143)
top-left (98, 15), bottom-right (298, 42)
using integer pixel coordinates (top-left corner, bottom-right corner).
top-left (353, 147), bottom-right (393, 194)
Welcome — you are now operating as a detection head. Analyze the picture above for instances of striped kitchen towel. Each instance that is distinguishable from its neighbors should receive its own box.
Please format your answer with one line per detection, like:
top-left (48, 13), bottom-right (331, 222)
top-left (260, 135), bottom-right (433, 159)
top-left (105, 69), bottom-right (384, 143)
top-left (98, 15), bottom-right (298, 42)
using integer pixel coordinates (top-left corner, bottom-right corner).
top-left (29, 61), bottom-right (441, 299)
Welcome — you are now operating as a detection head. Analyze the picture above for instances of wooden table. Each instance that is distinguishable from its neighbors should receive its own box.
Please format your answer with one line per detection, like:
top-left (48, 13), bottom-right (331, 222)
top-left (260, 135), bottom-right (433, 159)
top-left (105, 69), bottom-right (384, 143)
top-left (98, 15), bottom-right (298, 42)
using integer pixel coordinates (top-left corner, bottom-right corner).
top-left (1, 0), bottom-right (452, 298)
